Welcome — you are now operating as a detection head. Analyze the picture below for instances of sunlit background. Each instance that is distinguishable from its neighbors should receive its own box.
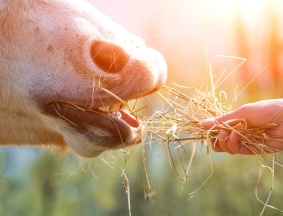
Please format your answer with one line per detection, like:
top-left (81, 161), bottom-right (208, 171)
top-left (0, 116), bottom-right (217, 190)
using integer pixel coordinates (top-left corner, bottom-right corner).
top-left (1, 0), bottom-right (283, 215)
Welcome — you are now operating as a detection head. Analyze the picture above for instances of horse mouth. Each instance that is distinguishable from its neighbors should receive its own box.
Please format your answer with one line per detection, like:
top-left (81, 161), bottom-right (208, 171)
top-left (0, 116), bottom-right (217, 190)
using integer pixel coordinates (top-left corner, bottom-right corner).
top-left (44, 101), bottom-right (142, 149)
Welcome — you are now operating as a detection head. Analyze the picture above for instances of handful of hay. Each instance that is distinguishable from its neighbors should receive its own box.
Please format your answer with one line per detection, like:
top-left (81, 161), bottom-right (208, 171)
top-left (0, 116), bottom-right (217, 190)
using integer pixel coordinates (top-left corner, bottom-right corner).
top-left (139, 84), bottom-right (283, 215)
top-left (142, 84), bottom-right (282, 158)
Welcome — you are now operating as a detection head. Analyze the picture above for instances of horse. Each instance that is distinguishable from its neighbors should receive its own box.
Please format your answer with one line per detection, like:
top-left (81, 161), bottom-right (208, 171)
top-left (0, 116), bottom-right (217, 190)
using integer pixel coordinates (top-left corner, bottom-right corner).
top-left (0, 0), bottom-right (167, 158)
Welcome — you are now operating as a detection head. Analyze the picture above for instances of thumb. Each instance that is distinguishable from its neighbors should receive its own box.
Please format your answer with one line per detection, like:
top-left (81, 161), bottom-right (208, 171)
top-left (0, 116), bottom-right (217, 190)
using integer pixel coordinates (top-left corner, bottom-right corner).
top-left (201, 109), bottom-right (243, 129)
top-left (201, 118), bottom-right (215, 129)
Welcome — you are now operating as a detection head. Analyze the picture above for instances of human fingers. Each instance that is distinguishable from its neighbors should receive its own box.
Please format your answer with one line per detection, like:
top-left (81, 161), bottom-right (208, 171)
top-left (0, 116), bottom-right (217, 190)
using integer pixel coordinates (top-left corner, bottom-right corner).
top-left (202, 114), bottom-right (242, 130)
top-left (201, 115), bottom-right (231, 129)
top-left (237, 145), bottom-right (254, 155)
top-left (226, 131), bottom-right (254, 155)
top-left (209, 130), bottom-right (232, 153)
top-left (210, 130), bottom-right (254, 155)
top-left (210, 138), bottom-right (224, 152)
top-left (201, 118), bottom-right (215, 130)
top-left (217, 130), bottom-right (235, 154)
top-left (226, 131), bottom-right (240, 154)
top-left (201, 104), bottom-right (251, 130)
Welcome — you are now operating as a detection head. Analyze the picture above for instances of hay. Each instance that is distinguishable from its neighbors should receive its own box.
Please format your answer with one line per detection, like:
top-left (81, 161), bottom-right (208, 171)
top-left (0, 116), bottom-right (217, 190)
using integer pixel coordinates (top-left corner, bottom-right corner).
top-left (142, 84), bottom-right (283, 158)
top-left (140, 83), bottom-right (283, 214)
top-left (98, 73), bottom-right (283, 215)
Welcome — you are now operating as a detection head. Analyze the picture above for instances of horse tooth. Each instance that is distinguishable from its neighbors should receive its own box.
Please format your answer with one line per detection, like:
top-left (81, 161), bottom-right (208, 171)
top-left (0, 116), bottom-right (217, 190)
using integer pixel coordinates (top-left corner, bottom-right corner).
top-left (98, 102), bottom-right (126, 113)
top-left (110, 103), bottom-right (122, 112)
top-left (120, 103), bottom-right (125, 110)
top-left (98, 106), bottom-right (110, 112)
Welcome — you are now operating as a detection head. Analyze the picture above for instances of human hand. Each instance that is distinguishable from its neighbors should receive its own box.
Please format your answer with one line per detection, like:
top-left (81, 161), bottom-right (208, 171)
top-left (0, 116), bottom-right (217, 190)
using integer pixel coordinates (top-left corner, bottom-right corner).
top-left (202, 99), bottom-right (283, 155)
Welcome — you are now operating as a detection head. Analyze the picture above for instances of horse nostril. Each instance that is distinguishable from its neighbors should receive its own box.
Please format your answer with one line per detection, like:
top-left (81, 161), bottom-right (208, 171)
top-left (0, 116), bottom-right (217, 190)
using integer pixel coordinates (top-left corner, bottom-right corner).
top-left (90, 40), bottom-right (130, 73)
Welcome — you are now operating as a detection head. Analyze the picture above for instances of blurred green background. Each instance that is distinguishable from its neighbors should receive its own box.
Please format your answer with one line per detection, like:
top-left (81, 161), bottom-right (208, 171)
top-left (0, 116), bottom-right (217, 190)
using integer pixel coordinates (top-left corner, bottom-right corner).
top-left (1, 146), bottom-right (283, 216)
top-left (1, 0), bottom-right (283, 215)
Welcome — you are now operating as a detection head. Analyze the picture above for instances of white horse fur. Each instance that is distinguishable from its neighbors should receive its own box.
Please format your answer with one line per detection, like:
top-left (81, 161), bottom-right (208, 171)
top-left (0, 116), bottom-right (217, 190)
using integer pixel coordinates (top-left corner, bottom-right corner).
top-left (0, 0), bottom-right (167, 157)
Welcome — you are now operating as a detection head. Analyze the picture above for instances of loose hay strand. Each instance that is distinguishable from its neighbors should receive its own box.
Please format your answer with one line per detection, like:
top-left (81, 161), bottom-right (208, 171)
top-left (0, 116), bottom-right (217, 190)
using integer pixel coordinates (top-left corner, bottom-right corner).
top-left (141, 138), bottom-right (151, 189)
top-left (182, 142), bottom-right (196, 189)
top-left (232, 63), bottom-right (268, 103)
top-left (214, 55), bottom-right (247, 89)
top-left (188, 149), bottom-right (214, 200)
top-left (122, 173), bottom-right (131, 216)
top-left (255, 157), bottom-right (283, 215)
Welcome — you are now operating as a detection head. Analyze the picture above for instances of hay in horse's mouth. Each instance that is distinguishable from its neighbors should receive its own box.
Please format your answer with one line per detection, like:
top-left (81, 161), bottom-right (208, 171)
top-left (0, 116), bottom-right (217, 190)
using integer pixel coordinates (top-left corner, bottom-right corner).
top-left (44, 101), bottom-right (139, 129)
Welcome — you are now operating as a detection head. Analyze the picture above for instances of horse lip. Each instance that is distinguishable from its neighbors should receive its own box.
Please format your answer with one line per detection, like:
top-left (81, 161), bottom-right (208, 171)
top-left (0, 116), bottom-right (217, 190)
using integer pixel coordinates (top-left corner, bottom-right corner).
top-left (43, 101), bottom-right (142, 147)
top-left (43, 101), bottom-right (139, 127)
